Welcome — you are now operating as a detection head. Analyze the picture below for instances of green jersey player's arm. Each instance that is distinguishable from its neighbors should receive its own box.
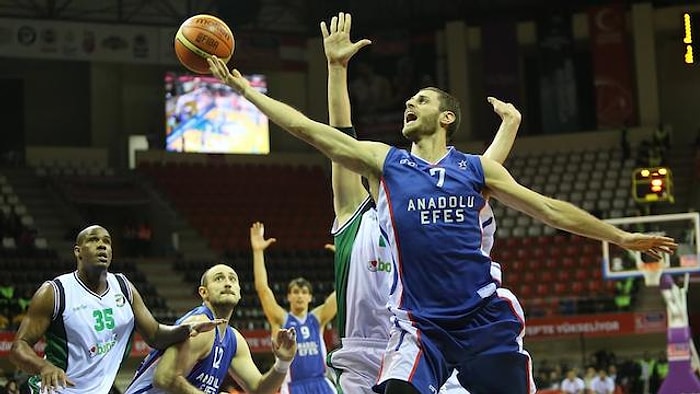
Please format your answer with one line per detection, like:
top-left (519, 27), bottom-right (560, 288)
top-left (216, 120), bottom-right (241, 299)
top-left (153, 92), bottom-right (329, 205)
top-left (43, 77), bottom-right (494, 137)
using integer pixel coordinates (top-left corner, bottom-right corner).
top-left (481, 97), bottom-right (521, 165)
top-left (323, 13), bottom-right (373, 225)
top-left (10, 282), bottom-right (75, 390)
top-left (152, 315), bottom-right (213, 393)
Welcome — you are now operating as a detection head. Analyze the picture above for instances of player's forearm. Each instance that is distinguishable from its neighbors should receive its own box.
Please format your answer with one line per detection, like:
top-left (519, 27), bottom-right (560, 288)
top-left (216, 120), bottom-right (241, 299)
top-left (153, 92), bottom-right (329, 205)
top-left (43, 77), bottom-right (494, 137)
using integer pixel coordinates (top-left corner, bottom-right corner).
top-left (9, 340), bottom-right (54, 374)
top-left (149, 324), bottom-right (191, 349)
top-left (482, 116), bottom-right (520, 164)
top-left (252, 250), bottom-right (271, 292)
top-left (328, 64), bottom-right (351, 127)
top-left (240, 87), bottom-right (362, 169)
top-left (540, 198), bottom-right (626, 245)
top-left (248, 368), bottom-right (289, 394)
top-left (154, 373), bottom-right (203, 394)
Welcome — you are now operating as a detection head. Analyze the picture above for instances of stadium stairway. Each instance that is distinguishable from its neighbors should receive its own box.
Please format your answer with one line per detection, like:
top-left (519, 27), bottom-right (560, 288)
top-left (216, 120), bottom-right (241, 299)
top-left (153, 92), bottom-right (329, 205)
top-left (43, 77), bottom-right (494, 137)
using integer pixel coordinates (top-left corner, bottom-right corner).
top-left (1, 167), bottom-right (82, 260)
top-left (137, 257), bottom-right (200, 314)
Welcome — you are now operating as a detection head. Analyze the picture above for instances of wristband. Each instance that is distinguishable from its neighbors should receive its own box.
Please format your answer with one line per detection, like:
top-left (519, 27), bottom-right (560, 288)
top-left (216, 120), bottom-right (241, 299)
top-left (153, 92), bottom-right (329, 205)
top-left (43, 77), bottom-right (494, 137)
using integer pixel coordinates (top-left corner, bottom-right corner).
top-left (273, 358), bottom-right (292, 374)
top-left (335, 126), bottom-right (356, 139)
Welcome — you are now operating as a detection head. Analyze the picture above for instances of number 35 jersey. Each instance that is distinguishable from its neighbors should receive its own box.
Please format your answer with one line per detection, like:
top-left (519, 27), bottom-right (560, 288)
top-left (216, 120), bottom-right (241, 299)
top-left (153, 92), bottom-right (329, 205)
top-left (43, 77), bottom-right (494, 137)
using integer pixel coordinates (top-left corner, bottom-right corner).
top-left (29, 272), bottom-right (136, 394)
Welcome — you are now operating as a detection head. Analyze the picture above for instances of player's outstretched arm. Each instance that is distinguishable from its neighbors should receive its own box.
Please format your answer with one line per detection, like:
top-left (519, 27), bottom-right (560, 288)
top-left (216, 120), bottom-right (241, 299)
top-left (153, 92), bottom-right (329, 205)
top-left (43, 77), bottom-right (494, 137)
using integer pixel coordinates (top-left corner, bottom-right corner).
top-left (207, 55), bottom-right (389, 181)
top-left (130, 281), bottom-right (225, 349)
top-left (323, 12), bottom-right (373, 222)
top-left (10, 282), bottom-right (75, 391)
top-left (229, 328), bottom-right (297, 394)
top-left (481, 156), bottom-right (678, 259)
top-left (250, 222), bottom-right (286, 330)
top-left (482, 97), bottom-right (521, 164)
top-left (312, 291), bottom-right (337, 327)
top-left (152, 316), bottom-right (214, 393)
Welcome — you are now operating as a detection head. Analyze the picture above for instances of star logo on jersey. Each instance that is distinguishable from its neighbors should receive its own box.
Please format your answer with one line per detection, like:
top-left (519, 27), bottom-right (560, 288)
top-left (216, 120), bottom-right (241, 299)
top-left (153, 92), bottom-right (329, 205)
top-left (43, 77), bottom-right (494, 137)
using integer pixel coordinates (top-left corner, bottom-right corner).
top-left (458, 160), bottom-right (468, 170)
top-left (115, 294), bottom-right (125, 307)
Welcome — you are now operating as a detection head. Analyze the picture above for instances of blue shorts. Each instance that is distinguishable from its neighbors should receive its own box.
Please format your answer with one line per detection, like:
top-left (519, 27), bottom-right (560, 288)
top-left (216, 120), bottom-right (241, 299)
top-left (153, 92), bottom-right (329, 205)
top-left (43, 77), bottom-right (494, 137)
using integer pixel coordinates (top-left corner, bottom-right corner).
top-left (375, 289), bottom-right (535, 394)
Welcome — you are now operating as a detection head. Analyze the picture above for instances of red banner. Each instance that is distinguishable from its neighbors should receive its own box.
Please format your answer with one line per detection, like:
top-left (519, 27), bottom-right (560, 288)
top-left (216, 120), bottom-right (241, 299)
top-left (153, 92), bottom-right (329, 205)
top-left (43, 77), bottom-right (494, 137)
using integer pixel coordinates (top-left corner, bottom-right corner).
top-left (0, 329), bottom-right (340, 357)
top-left (588, 5), bottom-right (637, 128)
top-left (526, 311), bottom-right (666, 339)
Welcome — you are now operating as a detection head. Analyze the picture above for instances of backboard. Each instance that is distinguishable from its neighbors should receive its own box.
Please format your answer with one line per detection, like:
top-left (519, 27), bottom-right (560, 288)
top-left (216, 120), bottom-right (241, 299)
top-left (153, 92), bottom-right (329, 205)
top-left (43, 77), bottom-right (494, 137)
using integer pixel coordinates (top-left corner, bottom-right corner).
top-left (602, 212), bottom-right (699, 280)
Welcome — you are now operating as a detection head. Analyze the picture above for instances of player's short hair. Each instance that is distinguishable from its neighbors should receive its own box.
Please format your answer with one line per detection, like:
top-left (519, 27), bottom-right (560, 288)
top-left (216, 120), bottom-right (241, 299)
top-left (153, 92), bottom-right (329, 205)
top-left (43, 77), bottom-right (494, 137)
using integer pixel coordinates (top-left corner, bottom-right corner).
top-left (287, 277), bottom-right (313, 294)
top-left (423, 87), bottom-right (461, 140)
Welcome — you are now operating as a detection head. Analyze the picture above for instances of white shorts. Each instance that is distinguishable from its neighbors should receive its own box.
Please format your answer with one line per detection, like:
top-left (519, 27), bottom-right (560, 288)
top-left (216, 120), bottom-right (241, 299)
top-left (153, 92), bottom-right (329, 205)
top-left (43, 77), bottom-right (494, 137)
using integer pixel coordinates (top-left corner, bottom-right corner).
top-left (328, 338), bottom-right (386, 394)
top-left (440, 370), bottom-right (469, 394)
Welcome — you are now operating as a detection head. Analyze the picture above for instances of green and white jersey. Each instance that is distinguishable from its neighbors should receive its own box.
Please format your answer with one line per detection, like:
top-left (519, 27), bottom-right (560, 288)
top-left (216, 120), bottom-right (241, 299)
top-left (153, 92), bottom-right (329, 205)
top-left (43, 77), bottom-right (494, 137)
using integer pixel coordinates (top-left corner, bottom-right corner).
top-left (331, 197), bottom-right (393, 341)
top-left (27, 272), bottom-right (136, 394)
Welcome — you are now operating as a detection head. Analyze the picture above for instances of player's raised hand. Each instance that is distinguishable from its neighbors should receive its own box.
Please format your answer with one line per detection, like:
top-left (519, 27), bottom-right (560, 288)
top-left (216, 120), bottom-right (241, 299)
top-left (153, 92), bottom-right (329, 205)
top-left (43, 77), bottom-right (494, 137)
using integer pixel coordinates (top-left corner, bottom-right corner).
top-left (271, 327), bottom-right (297, 361)
top-left (487, 97), bottom-right (521, 124)
top-left (187, 318), bottom-right (228, 337)
top-left (207, 56), bottom-right (250, 94)
top-left (40, 363), bottom-right (75, 392)
top-left (618, 232), bottom-right (678, 260)
top-left (321, 12), bottom-right (371, 66)
top-left (250, 222), bottom-right (276, 252)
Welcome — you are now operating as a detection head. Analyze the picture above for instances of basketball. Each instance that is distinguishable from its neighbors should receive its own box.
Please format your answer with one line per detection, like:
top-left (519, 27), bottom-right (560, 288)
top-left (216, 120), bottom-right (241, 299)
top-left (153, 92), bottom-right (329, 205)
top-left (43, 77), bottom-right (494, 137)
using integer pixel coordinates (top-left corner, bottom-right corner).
top-left (174, 14), bottom-right (235, 74)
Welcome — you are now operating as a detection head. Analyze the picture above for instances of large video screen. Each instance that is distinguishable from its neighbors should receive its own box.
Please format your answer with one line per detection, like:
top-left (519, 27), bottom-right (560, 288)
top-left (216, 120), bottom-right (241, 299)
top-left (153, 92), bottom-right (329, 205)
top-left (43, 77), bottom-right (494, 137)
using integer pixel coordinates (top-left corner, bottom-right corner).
top-left (165, 72), bottom-right (269, 154)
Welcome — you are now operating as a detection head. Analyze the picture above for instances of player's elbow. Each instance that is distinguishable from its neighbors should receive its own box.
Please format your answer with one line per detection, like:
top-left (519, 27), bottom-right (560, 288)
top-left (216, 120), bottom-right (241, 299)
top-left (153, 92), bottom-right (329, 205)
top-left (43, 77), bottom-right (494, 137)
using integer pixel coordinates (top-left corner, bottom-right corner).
top-left (153, 369), bottom-right (177, 390)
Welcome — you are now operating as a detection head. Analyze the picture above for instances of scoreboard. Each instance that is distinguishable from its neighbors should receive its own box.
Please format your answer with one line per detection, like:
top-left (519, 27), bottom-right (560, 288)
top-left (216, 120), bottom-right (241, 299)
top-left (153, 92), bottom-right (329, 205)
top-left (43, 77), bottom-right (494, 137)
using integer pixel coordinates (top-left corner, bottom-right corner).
top-left (684, 12), bottom-right (699, 65)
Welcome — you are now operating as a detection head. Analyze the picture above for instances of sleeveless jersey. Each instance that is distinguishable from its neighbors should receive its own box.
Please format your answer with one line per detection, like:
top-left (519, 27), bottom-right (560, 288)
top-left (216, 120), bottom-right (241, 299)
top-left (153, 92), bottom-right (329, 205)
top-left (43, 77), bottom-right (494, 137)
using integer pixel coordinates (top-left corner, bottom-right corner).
top-left (27, 272), bottom-right (135, 394)
top-left (283, 313), bottom-right (327, 383)
top-left (331, 197), bottom-right (393, 341)
top-left (376, 147), bottom-right (494, 327)
top-left (125, 304), bottom-right (237, 394)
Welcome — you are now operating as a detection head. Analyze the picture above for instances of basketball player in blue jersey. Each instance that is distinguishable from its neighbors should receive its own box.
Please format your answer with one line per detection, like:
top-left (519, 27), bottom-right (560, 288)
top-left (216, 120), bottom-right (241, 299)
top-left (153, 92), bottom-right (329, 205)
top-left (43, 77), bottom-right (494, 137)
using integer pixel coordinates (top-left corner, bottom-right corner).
top-left (321, 14), bottom-right (528, 394)
top-left (124, 263), bottom-right (297, 394)
top-left (9, 225), bottom-right (226, 394)
top-left (207, 17), bottom-right (677, 391)
top-left (250, 222), bottom-right (338, 394)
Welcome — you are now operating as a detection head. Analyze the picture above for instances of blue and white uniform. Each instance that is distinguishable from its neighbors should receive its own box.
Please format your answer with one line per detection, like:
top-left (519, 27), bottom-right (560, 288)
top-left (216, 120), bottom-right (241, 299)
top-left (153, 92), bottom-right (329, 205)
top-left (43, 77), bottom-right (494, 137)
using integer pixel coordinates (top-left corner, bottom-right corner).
top-left (374, 147), bottom-right (534, 394)
top-left (124, 305), bottom-right (237, 394)
top-left (282, 313), bottom-right (336, 394)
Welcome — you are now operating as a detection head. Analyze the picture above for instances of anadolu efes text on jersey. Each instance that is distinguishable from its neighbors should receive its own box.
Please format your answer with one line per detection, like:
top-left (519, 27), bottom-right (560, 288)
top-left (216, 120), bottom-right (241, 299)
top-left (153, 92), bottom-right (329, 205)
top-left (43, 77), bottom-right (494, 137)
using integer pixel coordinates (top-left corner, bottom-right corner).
top-left (377, 147), bottom-right (497, 324)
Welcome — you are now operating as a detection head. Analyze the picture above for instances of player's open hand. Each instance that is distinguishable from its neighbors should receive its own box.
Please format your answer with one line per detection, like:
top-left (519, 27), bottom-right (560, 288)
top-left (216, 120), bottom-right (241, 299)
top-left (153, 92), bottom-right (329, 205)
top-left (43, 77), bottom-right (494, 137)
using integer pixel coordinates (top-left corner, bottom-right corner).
top-left (250, 222), bottom-right (276, 252)
top-left (207, 56), bottom-right (250, 94)
top-left (39, 363), bottom-right (75, 393)
top-left (271, 327), bottom-right (297, 361)
top-left (487, 97), bottom-right (521, 124)
top-left (187, 318), bottom-right (228, 337)
top-left (321, 12), bottom-right (371, 66)
top-left (619, 233), bottom-right (678, 260)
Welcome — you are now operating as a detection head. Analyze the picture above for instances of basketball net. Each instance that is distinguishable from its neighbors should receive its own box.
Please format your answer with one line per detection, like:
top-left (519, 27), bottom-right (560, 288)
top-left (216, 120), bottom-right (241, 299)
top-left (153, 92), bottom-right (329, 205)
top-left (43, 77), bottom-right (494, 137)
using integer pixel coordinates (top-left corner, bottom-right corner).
top-left (635, 253), bottom-right (670, 287)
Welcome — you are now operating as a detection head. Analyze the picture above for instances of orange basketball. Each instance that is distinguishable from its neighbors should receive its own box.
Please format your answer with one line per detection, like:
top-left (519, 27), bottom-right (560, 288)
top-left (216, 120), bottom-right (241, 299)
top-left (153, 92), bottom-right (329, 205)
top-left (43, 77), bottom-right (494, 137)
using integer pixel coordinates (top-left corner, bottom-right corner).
top-left (174, 14), bottom-right (235, 74)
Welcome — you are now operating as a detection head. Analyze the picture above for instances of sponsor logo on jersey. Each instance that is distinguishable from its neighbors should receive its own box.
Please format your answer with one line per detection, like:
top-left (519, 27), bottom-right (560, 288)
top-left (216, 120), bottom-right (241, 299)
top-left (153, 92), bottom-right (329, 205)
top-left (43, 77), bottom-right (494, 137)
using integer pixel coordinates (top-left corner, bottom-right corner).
top-left (195, 372), bottom-right (221, 394)
top-left (368, 258), bottom-right (392, 273)
top-left (400, 158), bottom-right (416, 167)
top-left (88, 333), bottom-right (117, 358)
top-left (115, 294), bottom-right (125, 307)
top-left (407, 195), bottom-right (477, 224)
top-left (72, 304), bottom-right (88, 311)
top-left (297, 340), bottom-right (320, 356)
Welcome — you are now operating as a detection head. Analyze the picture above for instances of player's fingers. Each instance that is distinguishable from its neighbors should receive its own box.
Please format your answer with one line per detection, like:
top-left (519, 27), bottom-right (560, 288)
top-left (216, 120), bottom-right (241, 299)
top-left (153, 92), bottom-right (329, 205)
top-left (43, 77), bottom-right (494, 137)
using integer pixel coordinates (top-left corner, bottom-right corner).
top-left (330, 16), bottom-right (338, 33)
top-left (320, 21), bottom-right (329, 39)
top-left (353, 39), bottom-right (372, 51)
top-left (338, 12), bottom-right (345, 32)
top-left (65, 377), bottom-right (75, 387)
top-left (344, 13), bottom-right (352, 31)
